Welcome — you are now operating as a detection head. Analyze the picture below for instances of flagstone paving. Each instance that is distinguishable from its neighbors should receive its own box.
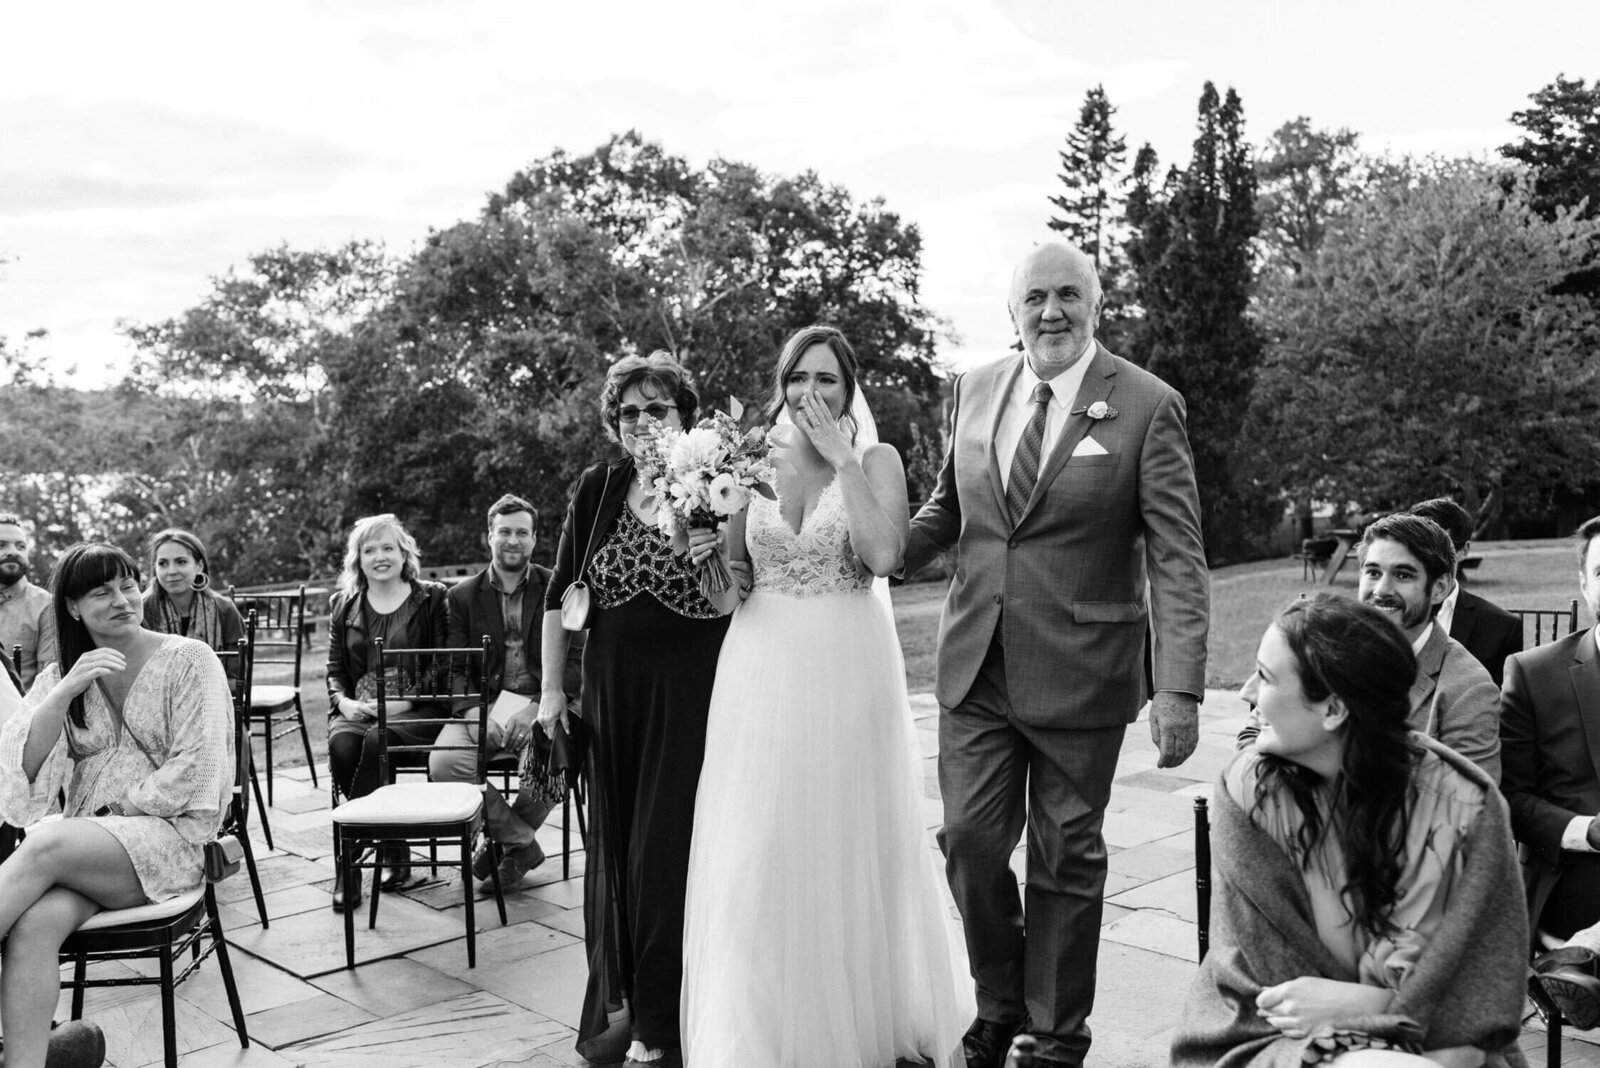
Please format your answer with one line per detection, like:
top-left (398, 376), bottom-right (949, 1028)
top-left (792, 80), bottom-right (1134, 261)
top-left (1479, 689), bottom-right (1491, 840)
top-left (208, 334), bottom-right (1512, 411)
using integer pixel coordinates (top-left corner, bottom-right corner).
top-left (50, 690), bottom-right (1596, 1066)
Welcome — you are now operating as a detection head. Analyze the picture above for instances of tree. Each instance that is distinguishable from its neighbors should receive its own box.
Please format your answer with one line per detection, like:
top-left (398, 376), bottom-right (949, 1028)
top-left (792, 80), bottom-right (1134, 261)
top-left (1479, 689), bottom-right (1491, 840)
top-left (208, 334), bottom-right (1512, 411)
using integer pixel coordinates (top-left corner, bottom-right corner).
top-left (1124, 83), bottom-right (1268, 561)
top-left (1249, 160), bottom-right (1600, 525)
top-left (1048, 85), bottom-right (1128, 271)
top-left (1254, 118), bottom-right (1361, 277)
top-left (1501, 74), bottom-right (1600, 301)
top-left (124, 242), bottom-right (395, 582)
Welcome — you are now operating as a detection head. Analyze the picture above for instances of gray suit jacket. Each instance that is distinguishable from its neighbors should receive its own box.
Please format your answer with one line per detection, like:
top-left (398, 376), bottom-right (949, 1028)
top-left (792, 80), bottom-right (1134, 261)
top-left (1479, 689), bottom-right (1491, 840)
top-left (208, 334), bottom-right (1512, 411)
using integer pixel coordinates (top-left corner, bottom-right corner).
top-left (1411, 623), bottom-right (1502, 783)
top-left (903, 344), bottom-right (1209, 728)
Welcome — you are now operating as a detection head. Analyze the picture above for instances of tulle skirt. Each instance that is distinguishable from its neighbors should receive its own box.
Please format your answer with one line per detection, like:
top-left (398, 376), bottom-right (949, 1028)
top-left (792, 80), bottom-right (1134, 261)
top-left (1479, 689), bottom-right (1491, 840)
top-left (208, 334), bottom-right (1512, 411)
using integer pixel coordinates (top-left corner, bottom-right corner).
top-left (681, 588), bottom-right (971, 1067)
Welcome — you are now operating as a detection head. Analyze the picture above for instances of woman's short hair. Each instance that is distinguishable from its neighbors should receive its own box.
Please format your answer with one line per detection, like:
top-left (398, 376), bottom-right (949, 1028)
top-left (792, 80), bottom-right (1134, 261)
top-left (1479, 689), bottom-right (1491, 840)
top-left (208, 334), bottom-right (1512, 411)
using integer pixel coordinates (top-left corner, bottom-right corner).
top-left (336, 514), bottom-right (423, 600)
top-left (763, 325), bottom-right (862, 438)
top-left (49, 543), bottom-right (142, 727)
top-left (147, 528), bottom-right (210, 579)
top-left (598, 351), bottom-right (700, 444)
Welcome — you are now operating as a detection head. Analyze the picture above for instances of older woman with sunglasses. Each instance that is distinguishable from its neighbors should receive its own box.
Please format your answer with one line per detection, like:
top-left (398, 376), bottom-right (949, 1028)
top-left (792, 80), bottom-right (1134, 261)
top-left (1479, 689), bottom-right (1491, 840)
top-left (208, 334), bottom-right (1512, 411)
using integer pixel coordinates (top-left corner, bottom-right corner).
top-left (539, 352), bottom-right (736, 1068)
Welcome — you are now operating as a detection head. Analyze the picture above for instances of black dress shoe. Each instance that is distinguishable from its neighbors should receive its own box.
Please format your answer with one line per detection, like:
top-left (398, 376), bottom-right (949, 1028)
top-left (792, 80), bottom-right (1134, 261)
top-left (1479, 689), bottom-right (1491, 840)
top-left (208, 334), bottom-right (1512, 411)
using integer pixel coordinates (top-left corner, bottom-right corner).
top-left (1534, 947), bottom-right (1600, 1029)
top-left (378, 843), bottom-right (411, 892)
top-left (331, 867), bottom-right (363, 912)
top-left (963, 1016), bottom-right (1027, 1068)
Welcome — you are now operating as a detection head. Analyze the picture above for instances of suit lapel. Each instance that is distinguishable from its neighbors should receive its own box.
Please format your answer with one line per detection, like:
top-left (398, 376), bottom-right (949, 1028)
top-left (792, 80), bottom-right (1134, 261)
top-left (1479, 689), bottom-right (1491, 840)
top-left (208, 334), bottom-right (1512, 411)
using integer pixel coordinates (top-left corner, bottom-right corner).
top-left (474, 574), bottom-right (506, 649)
top-left (1450, 594), bottom-right (1480, 649)
top-left (1015, 345), bottom-right (1117, 528)
top-left (1409, 625), bottom-right (1448, 717)
top-left (985, 358), bottom-right (1024, 521)
top-left (1570, 632), bottom-right (1600, 782)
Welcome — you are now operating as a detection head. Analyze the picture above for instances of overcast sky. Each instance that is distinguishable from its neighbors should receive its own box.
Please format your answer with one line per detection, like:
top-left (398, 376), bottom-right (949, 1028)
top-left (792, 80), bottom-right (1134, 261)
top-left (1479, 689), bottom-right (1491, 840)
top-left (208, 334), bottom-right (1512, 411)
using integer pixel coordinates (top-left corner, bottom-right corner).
top-left (3, 0), bottom-right (1597, 385)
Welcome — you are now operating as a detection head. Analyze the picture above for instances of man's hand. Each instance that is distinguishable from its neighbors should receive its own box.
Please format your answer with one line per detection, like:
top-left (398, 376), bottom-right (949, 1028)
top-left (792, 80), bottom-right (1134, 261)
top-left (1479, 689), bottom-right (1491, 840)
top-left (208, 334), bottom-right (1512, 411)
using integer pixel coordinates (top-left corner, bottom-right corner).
top-left (503, 704), bottom-right (539, 751)
top-left (1587, 813), bottom-right (1600, 852)
top-left (1149, 691), bottom-right (1199, 768)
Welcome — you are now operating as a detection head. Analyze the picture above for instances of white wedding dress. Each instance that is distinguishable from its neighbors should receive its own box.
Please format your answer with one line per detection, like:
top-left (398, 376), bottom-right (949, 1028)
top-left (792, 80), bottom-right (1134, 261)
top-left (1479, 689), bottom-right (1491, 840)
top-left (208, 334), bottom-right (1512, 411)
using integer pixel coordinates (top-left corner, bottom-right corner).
top-left (681, 474), bottom-right (970, 1068)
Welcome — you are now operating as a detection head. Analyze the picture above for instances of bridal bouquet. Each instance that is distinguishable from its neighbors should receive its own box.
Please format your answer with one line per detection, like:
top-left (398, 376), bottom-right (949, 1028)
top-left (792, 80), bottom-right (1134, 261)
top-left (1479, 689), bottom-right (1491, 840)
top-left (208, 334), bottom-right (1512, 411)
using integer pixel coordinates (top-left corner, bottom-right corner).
top-left (634, 399), bottom-right (775, 598)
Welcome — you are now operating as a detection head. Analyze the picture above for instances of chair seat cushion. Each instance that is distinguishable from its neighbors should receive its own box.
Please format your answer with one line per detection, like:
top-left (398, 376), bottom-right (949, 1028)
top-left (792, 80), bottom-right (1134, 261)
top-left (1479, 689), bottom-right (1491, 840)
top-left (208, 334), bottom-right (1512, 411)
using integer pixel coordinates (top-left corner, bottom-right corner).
top-left (250, 685), bottom-right (299, 711)
top-left (77, 886), bottom-right (205, 931)
top-left (331, 782), bottom-right (482, 824)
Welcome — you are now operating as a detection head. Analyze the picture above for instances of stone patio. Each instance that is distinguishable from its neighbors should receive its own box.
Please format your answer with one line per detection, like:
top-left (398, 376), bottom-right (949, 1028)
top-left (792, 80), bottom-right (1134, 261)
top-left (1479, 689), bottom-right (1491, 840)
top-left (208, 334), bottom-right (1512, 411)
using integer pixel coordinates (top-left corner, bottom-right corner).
top-left (47, 691), bottom-right (1593, 1067)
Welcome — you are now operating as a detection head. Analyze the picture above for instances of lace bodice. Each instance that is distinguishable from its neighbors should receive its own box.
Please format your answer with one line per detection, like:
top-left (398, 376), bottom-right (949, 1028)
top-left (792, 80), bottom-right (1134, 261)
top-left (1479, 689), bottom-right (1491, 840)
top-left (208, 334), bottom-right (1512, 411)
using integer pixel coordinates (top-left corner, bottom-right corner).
top-left (747, 478), bottom-right (873, 598)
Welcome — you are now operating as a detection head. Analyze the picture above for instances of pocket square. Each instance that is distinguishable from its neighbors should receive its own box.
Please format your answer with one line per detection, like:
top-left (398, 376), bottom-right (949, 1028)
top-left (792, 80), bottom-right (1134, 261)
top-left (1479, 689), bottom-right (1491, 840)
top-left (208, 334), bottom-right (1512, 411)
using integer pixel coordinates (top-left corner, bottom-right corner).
top-left (1071, 437), bottom-right (1109, 457)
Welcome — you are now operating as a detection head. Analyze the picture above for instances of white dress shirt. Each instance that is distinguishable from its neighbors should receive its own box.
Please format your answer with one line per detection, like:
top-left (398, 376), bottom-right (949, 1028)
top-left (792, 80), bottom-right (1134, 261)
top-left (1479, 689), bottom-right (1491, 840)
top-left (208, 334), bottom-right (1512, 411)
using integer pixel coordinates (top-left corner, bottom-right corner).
top-left (997, 338), bottom-right (1096, 491)
top-left (1436, 581), bottom-right (1461, 637)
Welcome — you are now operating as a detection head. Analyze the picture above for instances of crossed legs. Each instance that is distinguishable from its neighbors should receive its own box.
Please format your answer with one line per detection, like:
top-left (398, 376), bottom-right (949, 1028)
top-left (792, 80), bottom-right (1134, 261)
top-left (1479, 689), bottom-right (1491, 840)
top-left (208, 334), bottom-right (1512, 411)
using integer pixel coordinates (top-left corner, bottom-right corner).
top-left (0, 819), bottom-right (145, 1068)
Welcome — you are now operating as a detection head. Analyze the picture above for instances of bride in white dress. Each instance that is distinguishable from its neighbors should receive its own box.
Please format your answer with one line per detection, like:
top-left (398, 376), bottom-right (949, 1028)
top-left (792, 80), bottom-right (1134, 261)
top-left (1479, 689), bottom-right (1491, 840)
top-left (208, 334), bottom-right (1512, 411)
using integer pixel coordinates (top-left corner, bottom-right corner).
top-left (681, 326), bottom-right (970, 1068)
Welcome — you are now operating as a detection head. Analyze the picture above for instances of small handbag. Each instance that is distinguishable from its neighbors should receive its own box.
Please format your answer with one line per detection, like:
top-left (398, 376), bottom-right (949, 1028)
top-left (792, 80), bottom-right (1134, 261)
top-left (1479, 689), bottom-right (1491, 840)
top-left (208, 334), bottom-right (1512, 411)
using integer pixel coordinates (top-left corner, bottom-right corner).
top-left (521, 714), bottom-right (590, 806)
top-left (560, 467), bottom-right (613, 632)
top-left (204, 835), bottom-right (245, 883)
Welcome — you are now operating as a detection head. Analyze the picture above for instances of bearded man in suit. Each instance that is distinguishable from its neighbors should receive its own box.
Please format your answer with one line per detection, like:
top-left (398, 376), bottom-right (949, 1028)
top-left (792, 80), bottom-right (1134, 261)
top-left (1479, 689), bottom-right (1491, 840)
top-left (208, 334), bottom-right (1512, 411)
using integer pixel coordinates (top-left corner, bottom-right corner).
top-left (902, 241), bottom-right (1209, 1068)
top-left (1502, 514), bottom-right (1600, 1025)
top-left (1409, 497), bottom-right (1521, 687)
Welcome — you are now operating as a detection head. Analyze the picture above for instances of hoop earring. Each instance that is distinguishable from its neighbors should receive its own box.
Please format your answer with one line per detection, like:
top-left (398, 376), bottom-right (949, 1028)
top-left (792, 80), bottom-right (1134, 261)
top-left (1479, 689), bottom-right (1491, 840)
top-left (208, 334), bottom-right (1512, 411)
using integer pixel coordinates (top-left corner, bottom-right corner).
top-left (192, 573), bottom-right (210, 592)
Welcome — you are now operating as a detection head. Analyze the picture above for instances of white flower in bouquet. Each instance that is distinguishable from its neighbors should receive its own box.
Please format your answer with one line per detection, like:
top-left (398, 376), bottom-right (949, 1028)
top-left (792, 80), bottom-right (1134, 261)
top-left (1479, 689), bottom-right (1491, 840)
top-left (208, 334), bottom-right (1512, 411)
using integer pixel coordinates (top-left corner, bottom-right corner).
top-left (707, 472), bottom-right (748, 516)
top-left (669, 427), bottom-right (727, 478)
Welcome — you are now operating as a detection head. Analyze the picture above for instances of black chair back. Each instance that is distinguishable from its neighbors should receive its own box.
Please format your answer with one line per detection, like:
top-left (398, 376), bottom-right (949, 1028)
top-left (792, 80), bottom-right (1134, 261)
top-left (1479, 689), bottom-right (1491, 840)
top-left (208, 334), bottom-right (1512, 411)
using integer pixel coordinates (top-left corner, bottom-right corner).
top-left (229, 586), bottom-right (306, 687)
top-left (373, 637), bottom-right (492, 787)
top-left (1194, 796), bottom-right (1210, 962)
top-left (1509, 598), bottom-right (1580, 647)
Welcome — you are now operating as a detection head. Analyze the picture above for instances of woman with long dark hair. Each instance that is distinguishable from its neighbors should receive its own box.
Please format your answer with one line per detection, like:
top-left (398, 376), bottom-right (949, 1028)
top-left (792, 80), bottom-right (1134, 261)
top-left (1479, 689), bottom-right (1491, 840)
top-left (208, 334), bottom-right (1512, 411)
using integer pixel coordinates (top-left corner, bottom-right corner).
top-left (0, 543), bottom-right (233, 1068)
top-left (1174, 594), bottom-right (1528, 1067)
top-left (141, 529), bottom-right (245, 649)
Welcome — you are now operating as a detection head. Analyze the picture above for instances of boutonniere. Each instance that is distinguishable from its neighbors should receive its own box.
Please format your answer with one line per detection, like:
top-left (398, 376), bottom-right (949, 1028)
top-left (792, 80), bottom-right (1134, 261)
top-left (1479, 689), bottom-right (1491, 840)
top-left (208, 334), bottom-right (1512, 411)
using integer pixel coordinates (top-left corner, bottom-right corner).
top-left (1071, 401), bottom-right (1118, 420)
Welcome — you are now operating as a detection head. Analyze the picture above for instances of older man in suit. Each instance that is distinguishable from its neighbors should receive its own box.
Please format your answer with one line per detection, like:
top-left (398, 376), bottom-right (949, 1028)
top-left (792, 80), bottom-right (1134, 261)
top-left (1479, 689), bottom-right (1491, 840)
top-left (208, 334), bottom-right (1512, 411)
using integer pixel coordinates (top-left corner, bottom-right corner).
top-left (1410, 497), bottom-right (1522, 686)
top-left (902, 241), bottom-right (1209, 1068)
top-left (1501, 514), bottom-right (1600, 1024)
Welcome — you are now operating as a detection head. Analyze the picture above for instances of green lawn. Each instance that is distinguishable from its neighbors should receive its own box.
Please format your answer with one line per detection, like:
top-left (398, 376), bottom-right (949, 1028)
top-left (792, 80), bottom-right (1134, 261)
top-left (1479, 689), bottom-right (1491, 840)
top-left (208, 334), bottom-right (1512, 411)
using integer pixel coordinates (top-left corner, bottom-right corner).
top-left (890, 538), bottom-right (1591, 694)
top-left (260, 542), bottom-right (1589, 775)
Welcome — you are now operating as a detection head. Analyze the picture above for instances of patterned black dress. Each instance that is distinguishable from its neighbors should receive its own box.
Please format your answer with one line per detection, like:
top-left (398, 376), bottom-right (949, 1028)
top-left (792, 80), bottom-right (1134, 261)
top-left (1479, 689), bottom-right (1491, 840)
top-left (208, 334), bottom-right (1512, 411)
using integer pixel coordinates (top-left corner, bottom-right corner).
top-left (578, 504), bottom-right (731, 1058)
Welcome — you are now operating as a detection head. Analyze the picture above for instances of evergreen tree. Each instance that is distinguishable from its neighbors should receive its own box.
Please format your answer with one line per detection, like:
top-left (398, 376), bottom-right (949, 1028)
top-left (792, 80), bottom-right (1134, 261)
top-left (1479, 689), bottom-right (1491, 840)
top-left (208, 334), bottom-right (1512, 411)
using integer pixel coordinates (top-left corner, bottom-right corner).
top-left (1125, 83), bottom-right (1268, 561)
top-left (1047, 85), bottom-right (1128, 272)
top-left (1501, 74), bottom-right (1600, 301)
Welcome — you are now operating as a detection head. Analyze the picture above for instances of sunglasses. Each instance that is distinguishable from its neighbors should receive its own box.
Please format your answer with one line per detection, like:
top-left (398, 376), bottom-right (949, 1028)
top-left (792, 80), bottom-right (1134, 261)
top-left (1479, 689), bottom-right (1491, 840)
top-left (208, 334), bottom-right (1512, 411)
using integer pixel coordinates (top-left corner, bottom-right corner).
top-left (618, 403), bottom-right (678, 424)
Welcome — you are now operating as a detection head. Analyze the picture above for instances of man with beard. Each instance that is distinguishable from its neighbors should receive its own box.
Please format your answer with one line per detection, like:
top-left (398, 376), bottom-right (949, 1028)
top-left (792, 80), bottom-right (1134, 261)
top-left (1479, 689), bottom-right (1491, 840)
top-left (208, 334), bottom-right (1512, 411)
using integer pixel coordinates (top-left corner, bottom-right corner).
top-left (432, 494), bottom-right (583, 889)
top-left (1409, 496), bottom-right (1522, 686)
top-left (1357, 512), bottom-right (1502, 780)
top-left (0, 513), bottom-right (54, 690)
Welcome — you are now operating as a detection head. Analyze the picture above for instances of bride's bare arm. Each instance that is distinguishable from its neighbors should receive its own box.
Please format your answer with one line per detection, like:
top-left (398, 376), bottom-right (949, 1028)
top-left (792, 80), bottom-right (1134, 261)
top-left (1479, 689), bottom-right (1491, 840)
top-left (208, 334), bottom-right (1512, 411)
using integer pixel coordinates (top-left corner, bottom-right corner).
top-left (838, 445), bottom-right (909, 577)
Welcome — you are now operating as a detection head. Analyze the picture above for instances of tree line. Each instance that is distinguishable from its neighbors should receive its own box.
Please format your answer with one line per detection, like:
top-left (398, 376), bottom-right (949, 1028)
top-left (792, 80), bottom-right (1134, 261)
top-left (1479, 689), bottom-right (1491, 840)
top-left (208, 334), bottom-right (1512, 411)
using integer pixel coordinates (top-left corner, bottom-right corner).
top-left (3, 75), bottom-right (1598, 581)
top-left (1049, 74), bottom-right (1600, 558)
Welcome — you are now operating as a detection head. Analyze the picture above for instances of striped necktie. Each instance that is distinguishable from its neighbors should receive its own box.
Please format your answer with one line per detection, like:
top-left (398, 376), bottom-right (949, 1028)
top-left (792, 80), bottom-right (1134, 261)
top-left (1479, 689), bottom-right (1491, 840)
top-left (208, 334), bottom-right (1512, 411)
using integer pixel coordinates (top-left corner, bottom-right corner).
top-left (1007, 382), bottom-right (1053, 524)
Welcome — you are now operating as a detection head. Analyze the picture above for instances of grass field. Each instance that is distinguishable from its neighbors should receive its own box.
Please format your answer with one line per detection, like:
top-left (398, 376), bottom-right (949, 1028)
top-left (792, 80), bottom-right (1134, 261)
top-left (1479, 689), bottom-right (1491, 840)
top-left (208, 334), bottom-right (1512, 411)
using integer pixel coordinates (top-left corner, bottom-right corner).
top-left (256, 539), bottom-right (1590, 775)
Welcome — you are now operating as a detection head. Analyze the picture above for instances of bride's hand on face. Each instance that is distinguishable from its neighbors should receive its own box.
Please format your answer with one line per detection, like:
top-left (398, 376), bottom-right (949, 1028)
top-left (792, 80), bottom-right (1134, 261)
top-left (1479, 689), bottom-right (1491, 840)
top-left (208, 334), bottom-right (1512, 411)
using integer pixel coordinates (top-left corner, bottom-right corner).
top-left (793, 390), bottom-right (854, 469)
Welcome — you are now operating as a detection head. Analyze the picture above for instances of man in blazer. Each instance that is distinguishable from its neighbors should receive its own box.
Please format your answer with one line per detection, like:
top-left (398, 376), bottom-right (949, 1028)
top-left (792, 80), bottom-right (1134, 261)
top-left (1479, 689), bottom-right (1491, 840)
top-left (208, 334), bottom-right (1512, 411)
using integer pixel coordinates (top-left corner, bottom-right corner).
top-left (433, 494), bottom-right (584, 889)
top-left (1356, 513), bottom-right (1501, 780)
top-left (1501, 515), bottom-right (1600, 951)
top-left (1410, 497), bottom-right (1522, 686)
top-left (902, 241), bottom-right (1209, 1068)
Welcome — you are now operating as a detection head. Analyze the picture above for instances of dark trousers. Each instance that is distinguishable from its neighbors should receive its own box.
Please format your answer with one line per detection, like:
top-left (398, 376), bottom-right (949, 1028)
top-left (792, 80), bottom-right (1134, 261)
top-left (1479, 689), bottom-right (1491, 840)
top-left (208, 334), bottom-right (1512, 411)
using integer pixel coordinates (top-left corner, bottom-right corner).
top-left (937, 635), bottom-right (1125, 1067)
top-left (328, 716), bottom-right (442, 800)
top-left (1540, 853), bottom-right (1600, 939)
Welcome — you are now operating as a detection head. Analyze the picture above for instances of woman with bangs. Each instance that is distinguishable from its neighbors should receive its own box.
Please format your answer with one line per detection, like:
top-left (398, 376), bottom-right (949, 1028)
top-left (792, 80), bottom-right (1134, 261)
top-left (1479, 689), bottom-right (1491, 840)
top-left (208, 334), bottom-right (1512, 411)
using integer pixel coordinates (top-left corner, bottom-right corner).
top-left (1174, 594), bottom-right (1528, 1068)
top-left (0, 543), bottom-right (233, 1068)
top-left (539, 352), bottom-right (734, 1067)
top-left (325, 513), bottom-right (448, 911)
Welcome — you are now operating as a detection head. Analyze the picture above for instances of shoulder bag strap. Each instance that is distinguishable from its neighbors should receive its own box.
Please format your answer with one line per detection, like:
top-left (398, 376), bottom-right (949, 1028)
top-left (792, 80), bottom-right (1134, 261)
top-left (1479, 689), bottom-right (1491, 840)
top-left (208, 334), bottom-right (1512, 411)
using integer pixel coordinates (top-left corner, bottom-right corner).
top-left (572, 467), bottom-right (613, 585)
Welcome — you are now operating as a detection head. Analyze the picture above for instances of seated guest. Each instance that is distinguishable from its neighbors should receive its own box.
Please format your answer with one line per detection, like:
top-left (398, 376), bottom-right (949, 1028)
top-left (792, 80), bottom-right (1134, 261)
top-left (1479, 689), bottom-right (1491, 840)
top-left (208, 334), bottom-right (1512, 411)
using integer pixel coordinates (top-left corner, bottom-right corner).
top-left (433, 495), bottom-right (583, 890)
top-left (0, 543), bottom-right (234, 1068)
top-left (1175, 594), bottom-right (1527, 1067)
top-left (325, 514), bottom-right (448, 911)
top-left (0, 512), bottom-right (56, 690)
top-left (141, 528), bottom-right (246, 688)
top-left (1241, 515), bottom-right (1502, 782)
top-left (1409, 498), bottom-right (1521, 686)
top-left (1502, 514), bottom-right (1600, 1028)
